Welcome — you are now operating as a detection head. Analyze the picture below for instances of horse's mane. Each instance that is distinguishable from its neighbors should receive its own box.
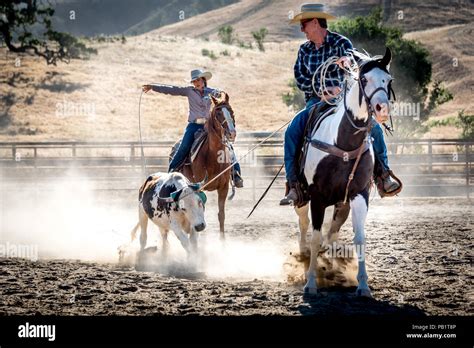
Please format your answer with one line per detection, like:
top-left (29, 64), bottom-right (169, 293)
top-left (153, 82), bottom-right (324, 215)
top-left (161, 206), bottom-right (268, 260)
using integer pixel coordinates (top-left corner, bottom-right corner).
top-left (350, 49), bottom-right (384, 64)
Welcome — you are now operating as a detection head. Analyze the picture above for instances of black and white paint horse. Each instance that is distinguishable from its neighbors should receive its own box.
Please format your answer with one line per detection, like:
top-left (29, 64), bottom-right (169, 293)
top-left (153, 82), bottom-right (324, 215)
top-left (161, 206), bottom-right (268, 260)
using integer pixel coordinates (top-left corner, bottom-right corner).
top-left (296, 48), bottom-right (394, 297)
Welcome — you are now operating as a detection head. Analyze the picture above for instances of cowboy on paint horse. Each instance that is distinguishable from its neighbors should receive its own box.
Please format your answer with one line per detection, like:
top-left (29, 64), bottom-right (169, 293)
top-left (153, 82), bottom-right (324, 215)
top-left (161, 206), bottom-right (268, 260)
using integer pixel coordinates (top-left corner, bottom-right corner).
top-left (142, 69), bottom-right (243, 188)
top-left (280, 3), bottom-right (401, 205)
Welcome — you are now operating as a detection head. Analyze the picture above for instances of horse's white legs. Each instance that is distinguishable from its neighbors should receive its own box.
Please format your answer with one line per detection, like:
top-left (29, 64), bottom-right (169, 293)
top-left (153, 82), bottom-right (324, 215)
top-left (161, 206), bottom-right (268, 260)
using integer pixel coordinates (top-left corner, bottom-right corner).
top-left (304, 201), bottom-right (325, 295)
top-left (350, 194), bottom-right (372, 298)
top-left (295, 203), bottom-right (310, 257)
top-left (304, 228), bottom-right (323, 294)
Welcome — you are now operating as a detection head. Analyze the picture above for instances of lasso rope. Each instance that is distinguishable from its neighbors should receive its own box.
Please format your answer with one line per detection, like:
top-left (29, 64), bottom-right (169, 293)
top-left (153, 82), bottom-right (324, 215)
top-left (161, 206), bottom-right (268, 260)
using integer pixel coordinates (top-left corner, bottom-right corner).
top-left (199, 119), bottom-right (291, 192)
top-left (312, 53), bottom-right (359, 105)
top-left (138, 89), bottom-right (147, 176)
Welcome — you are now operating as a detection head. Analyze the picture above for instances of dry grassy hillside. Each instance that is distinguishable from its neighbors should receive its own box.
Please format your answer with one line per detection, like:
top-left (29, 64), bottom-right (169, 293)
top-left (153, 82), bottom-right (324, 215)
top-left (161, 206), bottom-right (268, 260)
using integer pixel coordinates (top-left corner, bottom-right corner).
top-left (404, 23), bottom-right (474, 138)
top-left (0, 37), bottom-right (299, 141)
top-left (405, 23), bottom-right (474, 116)
top-left (154, 0), bottom-right (473, 41)
top-left (1, 1), bottom-right (472, 141)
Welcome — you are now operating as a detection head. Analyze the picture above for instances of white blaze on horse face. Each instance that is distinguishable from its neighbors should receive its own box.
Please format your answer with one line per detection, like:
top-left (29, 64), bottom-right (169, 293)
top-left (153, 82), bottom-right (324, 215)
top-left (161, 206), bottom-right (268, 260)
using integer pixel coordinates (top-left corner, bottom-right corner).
top-left (346, 67), bottom-right (391, 122)
top-left (222, 107), bottom-right (236, 140)
top-left (180, 187), bottom-right (206, 232)
top-left (363, 68), bottom-right (392, 123)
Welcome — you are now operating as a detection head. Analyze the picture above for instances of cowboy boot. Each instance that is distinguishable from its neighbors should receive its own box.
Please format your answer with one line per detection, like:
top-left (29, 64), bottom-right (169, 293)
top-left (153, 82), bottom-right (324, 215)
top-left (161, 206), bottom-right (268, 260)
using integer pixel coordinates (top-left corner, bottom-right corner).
top-left (280, 181), bottom-right (299, 206)
top-left (376, 169), bottom-right (401, 196)
top-left (382, 172), bottom-right (400, 193)
top-left (233, 172), bottom-right (244, 188)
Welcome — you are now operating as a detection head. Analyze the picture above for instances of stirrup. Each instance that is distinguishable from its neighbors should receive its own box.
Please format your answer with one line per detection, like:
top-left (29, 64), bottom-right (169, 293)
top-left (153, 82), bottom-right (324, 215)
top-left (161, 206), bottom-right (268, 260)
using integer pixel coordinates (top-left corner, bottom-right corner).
top-left (376, 169), bottom-right (403, 197)
top-left (280, 188), bottom-right (299, 206)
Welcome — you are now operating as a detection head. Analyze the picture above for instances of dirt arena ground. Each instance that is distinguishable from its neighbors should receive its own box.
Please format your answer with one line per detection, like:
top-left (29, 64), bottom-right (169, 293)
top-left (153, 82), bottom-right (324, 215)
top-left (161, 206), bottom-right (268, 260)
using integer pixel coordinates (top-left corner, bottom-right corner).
top-left (0, 196), bottom-right (471, 316)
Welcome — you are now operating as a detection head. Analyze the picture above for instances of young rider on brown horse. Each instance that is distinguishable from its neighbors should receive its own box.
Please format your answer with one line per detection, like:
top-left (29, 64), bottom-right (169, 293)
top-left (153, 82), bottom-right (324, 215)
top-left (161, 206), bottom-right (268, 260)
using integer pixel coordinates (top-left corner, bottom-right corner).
top-left (142, 69), bottom-right (243, 188)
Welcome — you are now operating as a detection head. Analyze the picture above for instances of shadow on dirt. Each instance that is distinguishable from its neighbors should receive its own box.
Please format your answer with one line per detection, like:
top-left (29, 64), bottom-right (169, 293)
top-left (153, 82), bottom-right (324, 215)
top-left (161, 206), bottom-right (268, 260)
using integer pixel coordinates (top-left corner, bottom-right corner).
top-left (285, 250), bottom-right (426, 317)
top-left (298, 288), bottom-right (426, 316)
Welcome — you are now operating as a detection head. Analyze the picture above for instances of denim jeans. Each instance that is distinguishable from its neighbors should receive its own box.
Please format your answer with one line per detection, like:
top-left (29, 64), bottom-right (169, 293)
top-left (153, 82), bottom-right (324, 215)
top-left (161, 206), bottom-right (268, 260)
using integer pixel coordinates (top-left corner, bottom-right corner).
top-left (168, 122), bottom-right (204, 172)
top-left (283, 98), bottom-right (390, 182)
top-left (370, 122), bottom-right (389, 171)
top-left (169, 123), bottom-right (243, 176)
top-left (228, 143), bottom-right (242, 179)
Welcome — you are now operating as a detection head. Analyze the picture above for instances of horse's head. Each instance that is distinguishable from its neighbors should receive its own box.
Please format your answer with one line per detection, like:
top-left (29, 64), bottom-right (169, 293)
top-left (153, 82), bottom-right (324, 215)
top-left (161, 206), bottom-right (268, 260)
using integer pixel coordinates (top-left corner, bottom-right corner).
top-left (209, 91), bottom-right (236, 142)
top-left (356, 47), bottom-right (395, 124)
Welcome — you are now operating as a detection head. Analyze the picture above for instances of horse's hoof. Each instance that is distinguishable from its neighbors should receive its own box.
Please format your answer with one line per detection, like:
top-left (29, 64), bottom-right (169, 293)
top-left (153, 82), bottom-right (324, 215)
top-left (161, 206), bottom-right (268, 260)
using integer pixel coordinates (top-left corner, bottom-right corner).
top-left (355, 288), bottom-right (372, 298)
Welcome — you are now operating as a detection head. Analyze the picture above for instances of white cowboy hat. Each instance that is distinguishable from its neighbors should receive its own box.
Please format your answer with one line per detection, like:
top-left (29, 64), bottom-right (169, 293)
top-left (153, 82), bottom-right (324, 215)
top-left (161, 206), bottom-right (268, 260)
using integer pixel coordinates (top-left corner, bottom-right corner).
top-left (188, 69), bottom-right (212, 83)
top-left (289, 3), bottom-right (336, 24)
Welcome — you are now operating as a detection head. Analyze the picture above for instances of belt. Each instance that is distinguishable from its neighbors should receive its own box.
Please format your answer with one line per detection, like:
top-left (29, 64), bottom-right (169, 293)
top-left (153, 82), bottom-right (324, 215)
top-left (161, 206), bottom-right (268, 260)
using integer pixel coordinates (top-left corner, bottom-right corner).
top-left (193, 118), bottom-right (207, 125)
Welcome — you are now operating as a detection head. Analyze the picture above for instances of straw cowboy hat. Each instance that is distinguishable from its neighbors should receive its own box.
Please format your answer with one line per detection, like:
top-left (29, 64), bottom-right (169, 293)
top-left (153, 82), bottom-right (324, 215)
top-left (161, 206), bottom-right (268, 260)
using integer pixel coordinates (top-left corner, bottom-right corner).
top-left (188, 69), bottom-right (212, 83)
top-left (289, 3), bottom-right (336, 24)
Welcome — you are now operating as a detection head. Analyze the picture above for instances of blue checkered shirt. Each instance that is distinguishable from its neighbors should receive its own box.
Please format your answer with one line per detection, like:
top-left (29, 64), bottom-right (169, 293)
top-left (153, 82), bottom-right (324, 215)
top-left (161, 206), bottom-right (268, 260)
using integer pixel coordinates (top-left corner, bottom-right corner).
top-left (294, 31), bottom-right (354, 102)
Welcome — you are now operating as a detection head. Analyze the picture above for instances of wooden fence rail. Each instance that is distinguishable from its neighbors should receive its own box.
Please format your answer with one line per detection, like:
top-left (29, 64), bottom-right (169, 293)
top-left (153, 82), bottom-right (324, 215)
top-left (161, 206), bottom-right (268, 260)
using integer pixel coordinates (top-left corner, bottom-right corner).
top-left (0, 135), bottom-right (472, 199)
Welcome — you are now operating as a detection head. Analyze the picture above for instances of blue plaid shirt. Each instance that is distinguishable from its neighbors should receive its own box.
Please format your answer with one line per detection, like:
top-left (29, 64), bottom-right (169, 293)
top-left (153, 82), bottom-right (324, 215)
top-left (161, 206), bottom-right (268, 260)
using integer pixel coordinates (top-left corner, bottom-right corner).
top-left (294, 30), bottom-right (353, 102)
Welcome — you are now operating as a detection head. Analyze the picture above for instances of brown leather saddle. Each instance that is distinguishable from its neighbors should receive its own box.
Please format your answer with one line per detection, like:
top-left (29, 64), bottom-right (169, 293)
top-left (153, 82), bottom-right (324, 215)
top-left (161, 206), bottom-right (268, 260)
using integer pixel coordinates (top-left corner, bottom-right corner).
top-left (169, 129), bottom-right (207, 170)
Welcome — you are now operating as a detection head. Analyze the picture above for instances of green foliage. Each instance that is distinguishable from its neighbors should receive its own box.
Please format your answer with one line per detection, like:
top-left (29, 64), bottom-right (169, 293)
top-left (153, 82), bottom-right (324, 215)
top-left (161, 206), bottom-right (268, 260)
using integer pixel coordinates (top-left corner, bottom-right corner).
top-left (237, 39), bottom-right (253, 49)
top-left (218, 25), bottom-right (235, 44)
top-left (121, 35), bottom-right (127, 44)
top-left (201, 48), bottom-right (217, 60)
top-left (331, 8), bottom-right (436, 118)
top-left (282, 80), bottom-right (306, 110)
top-left (427, 80), bottom-right (454, 112)
top-left (429, 110), bottom-right (474, 141)
top-left (220, 49), bottom-right (230, 56)
top-left (329, 7), bottom-right (458, 139)
top-left (458, 111), bottom-right (474, 141)
top-left (392, 118), bottom-right (430, 140)
top-left (252, 27), bottom-right (268, 52)
top-left (0, 0), bottom-right (97, 65)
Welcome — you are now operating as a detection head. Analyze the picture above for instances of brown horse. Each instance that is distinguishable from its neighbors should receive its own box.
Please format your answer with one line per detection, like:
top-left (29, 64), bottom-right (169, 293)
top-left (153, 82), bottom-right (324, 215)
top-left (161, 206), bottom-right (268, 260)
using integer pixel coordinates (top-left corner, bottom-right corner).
top-left (180, 92), bottom-right (236, 239)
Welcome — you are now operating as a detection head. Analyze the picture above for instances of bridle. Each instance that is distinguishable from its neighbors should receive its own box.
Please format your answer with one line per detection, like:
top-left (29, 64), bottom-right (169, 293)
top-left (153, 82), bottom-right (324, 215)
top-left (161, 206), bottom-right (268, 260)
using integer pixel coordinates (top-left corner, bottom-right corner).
top-left (343, 60), bottom-right (396, 135)
top-left (339, 61), bottom-right (396, 204)
top-left (212, 103), bottom-right (236, 141)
